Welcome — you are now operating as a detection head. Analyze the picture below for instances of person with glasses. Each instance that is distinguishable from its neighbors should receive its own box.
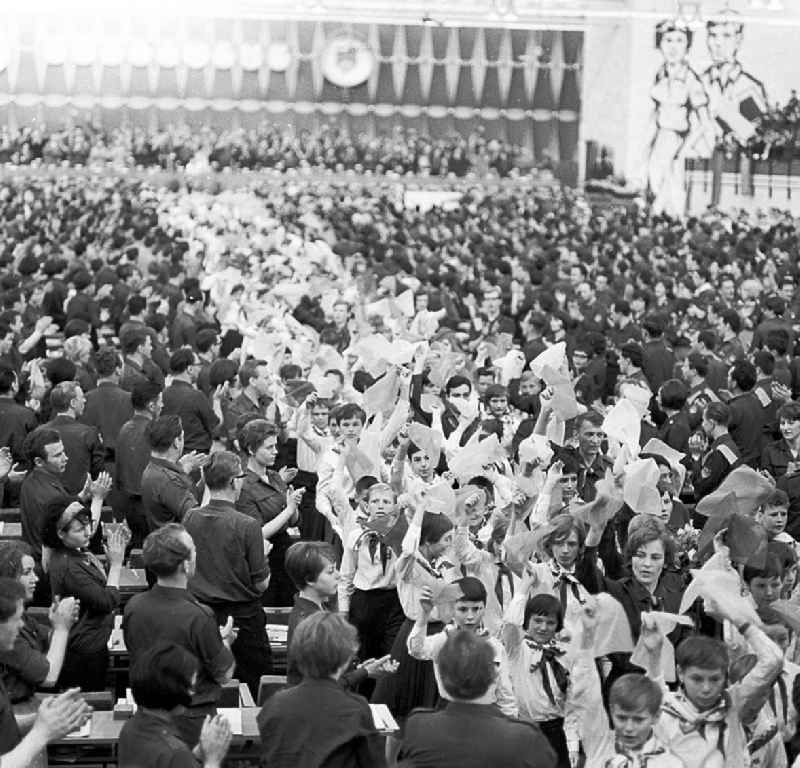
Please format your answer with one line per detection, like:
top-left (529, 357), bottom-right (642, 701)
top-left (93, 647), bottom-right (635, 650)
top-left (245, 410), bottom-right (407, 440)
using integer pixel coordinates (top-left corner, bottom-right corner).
top-left (42, 499), bottom-right (128, 691)
top-left (183, 451), bottom-right (271, 697)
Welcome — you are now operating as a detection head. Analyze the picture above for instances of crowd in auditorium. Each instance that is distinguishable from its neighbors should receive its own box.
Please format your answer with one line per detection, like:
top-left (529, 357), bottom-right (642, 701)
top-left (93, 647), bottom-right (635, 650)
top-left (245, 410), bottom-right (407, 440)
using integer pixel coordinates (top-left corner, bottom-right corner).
top-left (0, 132), bottom-right (796, 767)
top-left (0, 121), bottom-right (528, 177)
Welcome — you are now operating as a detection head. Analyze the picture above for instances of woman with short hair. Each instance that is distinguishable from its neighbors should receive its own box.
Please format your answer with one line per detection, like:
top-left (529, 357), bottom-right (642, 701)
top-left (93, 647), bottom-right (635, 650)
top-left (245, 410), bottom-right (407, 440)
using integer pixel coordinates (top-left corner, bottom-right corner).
top-left (119, 644), bottom-right (231, 768)
top-left (257, 613), bottom-right (384, 768)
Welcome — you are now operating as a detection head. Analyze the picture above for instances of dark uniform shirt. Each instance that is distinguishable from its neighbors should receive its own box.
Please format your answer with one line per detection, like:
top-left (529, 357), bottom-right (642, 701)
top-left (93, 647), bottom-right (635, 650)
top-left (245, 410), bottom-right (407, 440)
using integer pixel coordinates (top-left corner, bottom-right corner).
top-left (237, 469), bottom-right (293, 606)
top-left (162, 380), bottom-right (218, 453)
top-left (115, 414), bottom-right (152, 496)
top-left (140, 457), bottom-right (199, 532)
top-left (123, 585), bottom-right (234, 708)
top-left (399, 701), bottom-right (556, 768)
top-left (642, 339), bottom-right (675, 392)
top-left (20, 466), bottom-right (70, 560)
top-left (120, 356), bottom-right (165, 394)
top-left (80, 382), bottom-right (133, 461)
top-left (0, 678), bottom-right (21, 754)
top-left (753, 377), bottom-right (780, 444)
top-left (728, 391), bottom-right (766, 468)
top-left (48, 548), bottom-right (119, 655)
top-left (118, 709), bottom-right (199, 768)
top-left (0, 612), bottom-right (50, 703)
top-left (0, 397), bottom-right (37, 464)
top-left (258, 678), bottom-right (383, 768)
top-left (686, 382), bottom-right (719, 430)
top-left (183, 500), bottom-right (268, 606)
top-left (659, 410), bottom-right (691, 455)
top-left (762, 437), bottom-right (798, 481)
top-left (42, 414), bottom-right (104, 495)
top-left (693, 433), bottom-right (740, 500)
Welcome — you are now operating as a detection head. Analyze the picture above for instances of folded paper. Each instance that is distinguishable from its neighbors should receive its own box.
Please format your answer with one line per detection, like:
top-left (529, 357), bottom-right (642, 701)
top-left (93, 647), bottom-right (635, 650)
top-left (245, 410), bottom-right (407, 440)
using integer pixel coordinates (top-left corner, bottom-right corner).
top-left (530, 342), bottom-right (568, 379)
top-left (448, 433), bottom-right (506, 481)
top-left (603, 399), bottom-right (642, 454)
top-left (694, 466), bottom-right (775, 518)
top-left (623, 459), bottom-right (662, 517)
top-left (362, 369), bottom-right (400, 418)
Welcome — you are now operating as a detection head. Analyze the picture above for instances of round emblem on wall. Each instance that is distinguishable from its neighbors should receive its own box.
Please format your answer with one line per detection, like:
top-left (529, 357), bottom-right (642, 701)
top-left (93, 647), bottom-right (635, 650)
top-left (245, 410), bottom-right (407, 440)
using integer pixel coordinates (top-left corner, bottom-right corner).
top-left (266, 41), bottom-right (291, 72)
top-left (320, 32), bottom-right (374, 88)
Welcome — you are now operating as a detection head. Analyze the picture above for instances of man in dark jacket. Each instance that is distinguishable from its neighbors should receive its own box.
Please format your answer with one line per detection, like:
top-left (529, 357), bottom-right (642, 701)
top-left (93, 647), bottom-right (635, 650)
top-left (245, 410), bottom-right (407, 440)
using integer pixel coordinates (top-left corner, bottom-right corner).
top-left (81, 347), bottom-right (132, 469)
top-left (398, 630), bottom-right (556, 768)
top-left (43, 382), bottom-right (104, 496)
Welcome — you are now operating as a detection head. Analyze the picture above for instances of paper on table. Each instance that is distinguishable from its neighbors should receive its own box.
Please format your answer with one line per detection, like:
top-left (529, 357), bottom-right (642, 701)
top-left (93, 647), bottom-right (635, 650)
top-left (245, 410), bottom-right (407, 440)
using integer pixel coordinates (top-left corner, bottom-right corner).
top-left (370, 703), bottom-right (400, 733)
top-left (65, 719), bottom-right (92, 739)
top-left (216, 708), bottom-right (243, 735)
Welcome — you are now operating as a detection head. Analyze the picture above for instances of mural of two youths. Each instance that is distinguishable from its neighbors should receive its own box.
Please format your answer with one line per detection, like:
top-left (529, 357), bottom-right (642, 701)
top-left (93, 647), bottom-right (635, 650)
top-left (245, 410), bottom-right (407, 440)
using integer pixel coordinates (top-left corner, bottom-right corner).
top-left (647, 12), bottom-right (767, 217)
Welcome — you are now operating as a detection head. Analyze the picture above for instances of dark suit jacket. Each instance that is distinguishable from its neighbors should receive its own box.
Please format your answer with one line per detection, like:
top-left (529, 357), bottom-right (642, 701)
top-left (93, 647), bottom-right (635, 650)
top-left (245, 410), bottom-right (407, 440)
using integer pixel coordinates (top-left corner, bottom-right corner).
top-left (642, 339), bottom-right (675, 392)
top-left (398, 701), bottom-right (556, 768)
top-left (81, 382), bottom-right (133, 459)
top-left (257, 678), bottom-right (384, 768)
top-left (43, 414), bottom-right (104, 495)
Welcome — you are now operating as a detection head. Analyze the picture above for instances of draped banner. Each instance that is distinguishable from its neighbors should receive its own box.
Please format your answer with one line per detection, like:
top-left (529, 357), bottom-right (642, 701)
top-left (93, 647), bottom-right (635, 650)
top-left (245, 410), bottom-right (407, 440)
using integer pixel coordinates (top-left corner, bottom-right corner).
top-left (0, 15), bottom-right (582, 169)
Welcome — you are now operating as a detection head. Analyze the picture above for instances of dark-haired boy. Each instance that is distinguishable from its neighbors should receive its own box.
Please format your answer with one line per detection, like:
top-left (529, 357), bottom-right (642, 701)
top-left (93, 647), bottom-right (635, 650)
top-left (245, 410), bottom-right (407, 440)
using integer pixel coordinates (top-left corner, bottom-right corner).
top-left (409, 576), bottom-right (517, 718)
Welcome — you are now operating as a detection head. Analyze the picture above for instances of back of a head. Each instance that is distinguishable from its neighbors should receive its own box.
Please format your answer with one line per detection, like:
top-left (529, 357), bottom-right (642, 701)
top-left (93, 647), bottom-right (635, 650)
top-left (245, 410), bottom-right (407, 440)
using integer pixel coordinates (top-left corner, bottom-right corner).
top-left (290, 613), bottom-right (359, 680)
top-left (437, 629), bottom-right (496, 701)
top-left (285, 541), bottom-right (335, 590)
top-left (130, 644), bottom-right (197, 710)
top-left (203, 451), bottom-right (241, 491)
top-left (730, 359), bottom-right (757, 392)
top-left (142, 524), bottom-right (191, 578)
top-left (146, 415), bottom-right (183, 452)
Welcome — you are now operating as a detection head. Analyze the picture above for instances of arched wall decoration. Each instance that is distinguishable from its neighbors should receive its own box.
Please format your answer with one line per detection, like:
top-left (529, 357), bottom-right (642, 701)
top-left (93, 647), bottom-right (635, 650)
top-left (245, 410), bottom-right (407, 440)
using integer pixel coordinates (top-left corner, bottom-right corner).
top-left (0, 15), bottom-right (583, 167)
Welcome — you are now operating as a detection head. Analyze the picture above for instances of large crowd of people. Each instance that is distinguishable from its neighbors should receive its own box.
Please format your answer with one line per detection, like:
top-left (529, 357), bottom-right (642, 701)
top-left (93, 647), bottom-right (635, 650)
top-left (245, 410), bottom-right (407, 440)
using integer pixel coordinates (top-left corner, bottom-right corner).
top-left (0, 122), bottom-right (529, 177)
top-left (0, 132), bottom-right (797, 767)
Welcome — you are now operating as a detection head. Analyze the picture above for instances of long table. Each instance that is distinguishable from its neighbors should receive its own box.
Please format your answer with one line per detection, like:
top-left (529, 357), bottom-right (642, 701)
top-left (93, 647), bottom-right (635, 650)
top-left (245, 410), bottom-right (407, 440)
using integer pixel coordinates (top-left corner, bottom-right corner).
top-left (53, 708), bottom-right (261, 745)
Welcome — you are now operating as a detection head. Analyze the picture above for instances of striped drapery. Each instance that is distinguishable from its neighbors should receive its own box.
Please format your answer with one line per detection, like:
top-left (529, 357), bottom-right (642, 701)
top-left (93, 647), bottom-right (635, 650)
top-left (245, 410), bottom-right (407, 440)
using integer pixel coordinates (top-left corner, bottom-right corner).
top-left (0, 15), bottom-right (582, 168)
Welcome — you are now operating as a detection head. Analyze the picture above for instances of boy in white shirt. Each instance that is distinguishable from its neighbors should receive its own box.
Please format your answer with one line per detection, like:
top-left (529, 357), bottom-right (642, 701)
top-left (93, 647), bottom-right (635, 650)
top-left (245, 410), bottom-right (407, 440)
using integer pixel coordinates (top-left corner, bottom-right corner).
top-left (407, 576), bottom-right (518, 719)
top-left (571, 602), bottom-right (684, 768)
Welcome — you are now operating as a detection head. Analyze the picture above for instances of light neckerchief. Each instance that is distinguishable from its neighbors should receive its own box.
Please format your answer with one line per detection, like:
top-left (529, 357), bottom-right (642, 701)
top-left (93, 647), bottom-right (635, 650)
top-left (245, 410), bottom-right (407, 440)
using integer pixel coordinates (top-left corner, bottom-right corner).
top-left (523, 636), bottom-right (569, 706)
top-left (606, 735), bottom-right (667, 768)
